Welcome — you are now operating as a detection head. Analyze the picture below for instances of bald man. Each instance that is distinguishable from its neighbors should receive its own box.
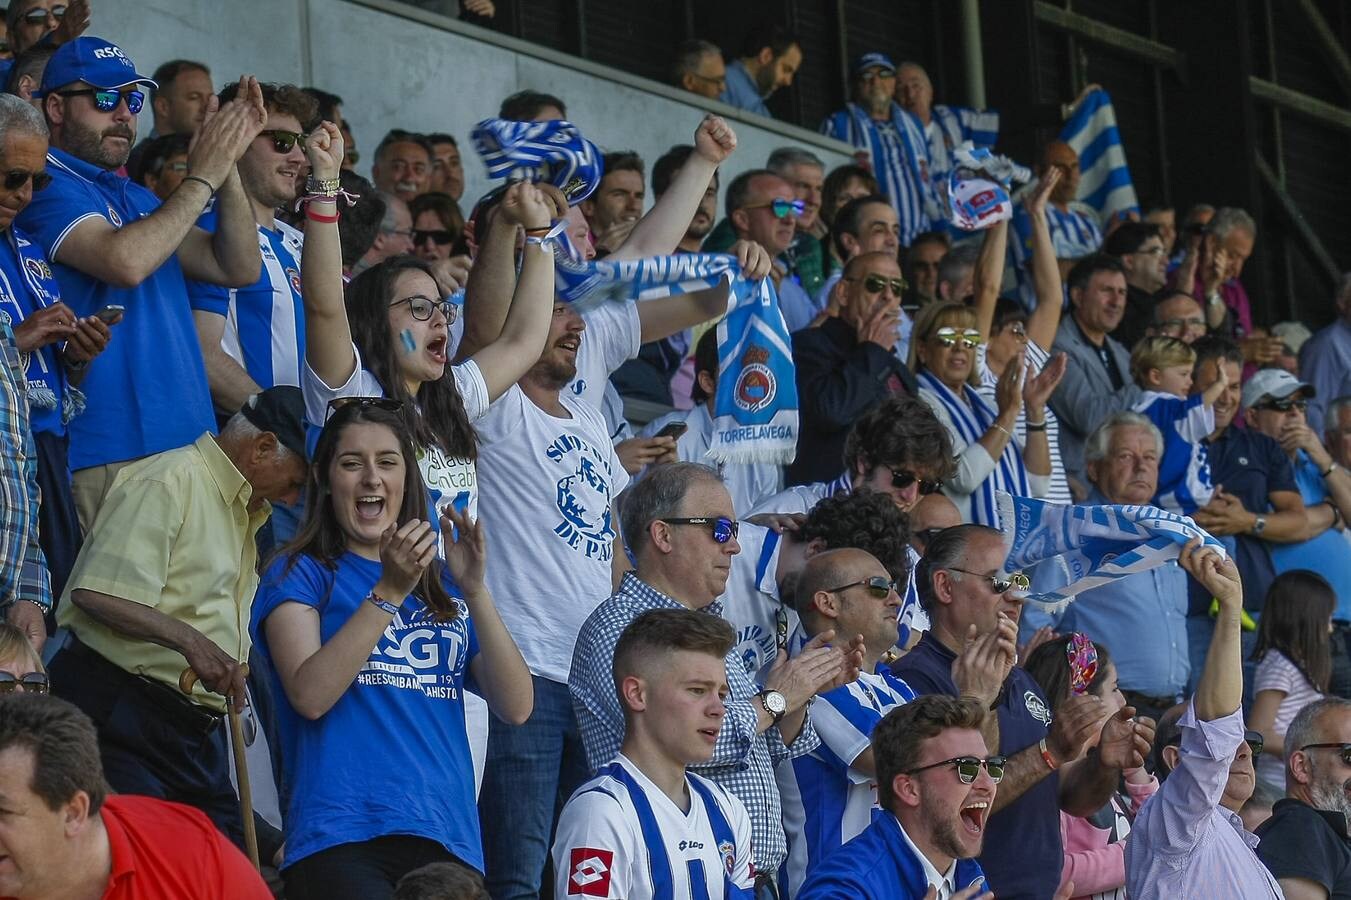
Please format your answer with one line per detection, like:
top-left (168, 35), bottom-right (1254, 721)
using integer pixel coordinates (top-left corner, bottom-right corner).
top-left (908, 493), bottom-right (962, 558)
top-left (1010, 141), bottom-right (1104, 310)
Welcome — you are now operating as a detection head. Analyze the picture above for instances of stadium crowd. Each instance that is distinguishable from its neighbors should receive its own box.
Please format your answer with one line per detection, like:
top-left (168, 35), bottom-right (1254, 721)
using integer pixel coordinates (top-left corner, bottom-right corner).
top-left (1, 4), bottom-right (1351, 900)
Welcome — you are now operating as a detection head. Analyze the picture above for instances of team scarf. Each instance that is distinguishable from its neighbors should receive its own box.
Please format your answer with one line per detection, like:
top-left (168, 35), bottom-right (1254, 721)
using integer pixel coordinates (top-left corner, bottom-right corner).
top-left (6, 229), bottom-right (81, 422)
top-left (470, 120), bottom-right (798, 465)
top-left (996, 491), bottom-right (1226, 613)
top-left (1060, 87), bottom-right (1140, 227)
top-left (917, 370), bottom-right (1030, 527)
top-left (945, 146), bottom-right (1029, 231)
top-left (469, 118), bottom-right (603, 204)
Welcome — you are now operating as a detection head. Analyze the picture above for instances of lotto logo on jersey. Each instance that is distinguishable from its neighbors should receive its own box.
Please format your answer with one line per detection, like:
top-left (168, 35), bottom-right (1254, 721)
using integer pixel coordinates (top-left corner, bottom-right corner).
top-left (567, 848), bottom-right (613, 896)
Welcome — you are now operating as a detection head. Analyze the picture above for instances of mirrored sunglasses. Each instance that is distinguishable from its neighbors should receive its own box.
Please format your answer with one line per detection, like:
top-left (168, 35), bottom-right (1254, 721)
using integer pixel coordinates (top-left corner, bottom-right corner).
top-left (932, 327), bottom-right (982, 349)
top-left (847, 273), bottom-right (907, 296)
top-left (661, 516), bottom-right (739, 544)
top-left (745, 198), bottom-right (805, 219)
top-left (58, 88), bottom-right (144, 115)
top-left (23, 4), bottom-right (65, 23)
top-left (906, 755), bottom-right (1007, 784)
top-left (827, 575), bottom-right (898, 600)
top-left (947, 566), bottom-right (1030, 595)
top-left (0, 672), bottom-right (49, 694)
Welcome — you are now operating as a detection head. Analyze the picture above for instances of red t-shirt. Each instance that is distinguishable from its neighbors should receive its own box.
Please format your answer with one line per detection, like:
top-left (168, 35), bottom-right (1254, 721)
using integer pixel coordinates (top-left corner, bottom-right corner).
top-left (99, 794), bottom-right (270, 900)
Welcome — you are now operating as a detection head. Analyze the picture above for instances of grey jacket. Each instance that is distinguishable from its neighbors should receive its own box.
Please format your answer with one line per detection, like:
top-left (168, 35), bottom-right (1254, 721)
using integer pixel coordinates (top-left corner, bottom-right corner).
top-left (1049, 317), bottom-right (1141, 485)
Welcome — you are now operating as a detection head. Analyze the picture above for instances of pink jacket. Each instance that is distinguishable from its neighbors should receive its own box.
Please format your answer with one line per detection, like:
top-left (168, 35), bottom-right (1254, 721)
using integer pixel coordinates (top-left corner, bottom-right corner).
top-left (1059, 776), bottom-right (1159, 899)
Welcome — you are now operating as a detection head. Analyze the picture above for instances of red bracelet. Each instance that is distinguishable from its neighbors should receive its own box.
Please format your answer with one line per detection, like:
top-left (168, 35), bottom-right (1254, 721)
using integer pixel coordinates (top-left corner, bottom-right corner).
top-left (306, 208), bottom-right (339, 224)
top-left (1040, 737), bottom-right (1059, 771)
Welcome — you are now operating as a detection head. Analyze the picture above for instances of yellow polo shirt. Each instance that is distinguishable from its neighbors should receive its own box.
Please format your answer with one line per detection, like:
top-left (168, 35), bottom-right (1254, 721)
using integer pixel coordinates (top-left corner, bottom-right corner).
top-left (59, 433), bottom-right (271, 713)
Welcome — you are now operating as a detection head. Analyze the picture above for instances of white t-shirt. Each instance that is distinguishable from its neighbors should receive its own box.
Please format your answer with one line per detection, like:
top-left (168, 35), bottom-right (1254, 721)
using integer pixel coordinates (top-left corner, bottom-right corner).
top-left (640, 404), bottom-right (783, 517)
top-left (476, 384), bottom-right (630, 683)
top-left (976, 340), bottom-right (1072, 505)
top-left (568, 300), bottom-right (642, 412)
top-left (552, 754), bottom-right (756, 900)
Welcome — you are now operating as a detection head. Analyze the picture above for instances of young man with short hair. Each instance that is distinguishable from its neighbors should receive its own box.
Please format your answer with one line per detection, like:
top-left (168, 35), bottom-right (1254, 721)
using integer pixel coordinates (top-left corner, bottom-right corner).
top-left (553, 608), bottom-right (756, 899)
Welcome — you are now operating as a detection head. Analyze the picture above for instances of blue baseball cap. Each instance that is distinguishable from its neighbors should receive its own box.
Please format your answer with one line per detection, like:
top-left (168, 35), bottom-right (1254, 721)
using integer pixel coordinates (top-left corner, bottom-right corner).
top-left (39, 37), bottom-right (157, 97)
top-left (853, 52), bottom-right (896, 78)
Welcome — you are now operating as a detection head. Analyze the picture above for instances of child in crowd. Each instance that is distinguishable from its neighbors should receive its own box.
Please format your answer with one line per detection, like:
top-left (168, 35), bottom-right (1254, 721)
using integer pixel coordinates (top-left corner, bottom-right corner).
top-left (1249, 570), bottom-right (1334, 789)
top-left (1129, 336), bottom-right (1227, 514)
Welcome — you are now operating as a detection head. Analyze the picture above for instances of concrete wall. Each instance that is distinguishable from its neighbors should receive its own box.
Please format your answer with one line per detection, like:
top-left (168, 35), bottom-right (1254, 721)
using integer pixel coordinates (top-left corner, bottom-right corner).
top-left (93, 0), bottom-right (854, 210)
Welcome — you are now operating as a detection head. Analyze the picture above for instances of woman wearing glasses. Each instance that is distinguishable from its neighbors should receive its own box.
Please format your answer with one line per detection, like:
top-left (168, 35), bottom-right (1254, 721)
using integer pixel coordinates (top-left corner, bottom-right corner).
top-left (909, 300), bottom-right (1060, 526)
top-left (251, 401), bottom-right (532, 899)
top-left (1024, 634), bottom-right (1158, 900)
top-left (0, 622), bottom-right (48, 694)
top-left (408, 192), bottom-right (467, 263)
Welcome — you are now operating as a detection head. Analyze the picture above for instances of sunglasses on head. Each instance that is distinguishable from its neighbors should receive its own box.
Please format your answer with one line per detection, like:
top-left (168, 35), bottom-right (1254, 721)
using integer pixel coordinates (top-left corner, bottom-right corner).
top-left (389, 294), bottom-right (457, 323)
top-left (661, 516), bottom-right (739, 544)
top-left (827, 575), bottom-right (898, 600)
top-left (846, 273), bottom-right (907, 296)
top-left (1298, 742), bottom-right (1351, 765)
top-left (324, 395), bottom-right (405, 424)
top-left (947, 566), bottom-right (1030, 595)
top-left (905, 755), bottom-right (1007, 784)
top-left (22, 4), bottom-right (65, 23)
top-left (0, 672), bottom-right (49, 694)
top-left (889, 468), bottom-right (942, 495)
top-left (260, 129), bottom-right (306, 154)
top-left (413, 229), bottom-right (453, 246)
top-left (3, 169), bottom-right (51, 192)
top-left (931, 326), bottom-right (982, 349)
top-left (58, 88), bottom-right (144, 115)
top-left (1257, 396), bottom-right (1307, 414)
top-left (746, 198), bottom-right (806, 219)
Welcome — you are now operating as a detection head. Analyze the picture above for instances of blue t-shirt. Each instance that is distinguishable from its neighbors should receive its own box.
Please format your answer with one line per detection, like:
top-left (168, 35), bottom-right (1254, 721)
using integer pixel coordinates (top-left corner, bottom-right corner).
top-left (15, 148), bottom-right (214, 469)
top-left (890, 632), bottom-right (1059, 900)
top-left (719, 59), bottom-right (771, 117)
top-left (250, 552), bottom-right (481, 869)
top-left (1272, 450), bottom-right (1351, 619)
top-left (0, 228), bottom-right (68, 436)
top-left (1135, 391), bottom-right (1214, 515)
top-left (1203, 426), bottom-right (1298, 613)
top-left (188, 208), bottom-right (306, 389)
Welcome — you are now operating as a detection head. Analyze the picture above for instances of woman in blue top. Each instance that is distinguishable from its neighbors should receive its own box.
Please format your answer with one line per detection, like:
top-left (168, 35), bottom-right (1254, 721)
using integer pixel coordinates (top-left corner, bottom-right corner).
top-left (252, 401), bottom-right (533, 900)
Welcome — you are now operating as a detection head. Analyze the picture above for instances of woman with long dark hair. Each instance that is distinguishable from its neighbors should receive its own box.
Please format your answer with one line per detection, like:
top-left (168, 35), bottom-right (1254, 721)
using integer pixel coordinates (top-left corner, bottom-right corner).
top-left (1250, 569), bottom-right (1335, 787)
top-left (251, 401), bottom-right (531, 899)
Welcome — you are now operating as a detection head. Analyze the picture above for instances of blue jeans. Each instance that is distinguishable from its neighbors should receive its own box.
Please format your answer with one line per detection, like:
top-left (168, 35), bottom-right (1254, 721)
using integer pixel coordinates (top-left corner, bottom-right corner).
top-left (479, 676), bottom-right (591, 900)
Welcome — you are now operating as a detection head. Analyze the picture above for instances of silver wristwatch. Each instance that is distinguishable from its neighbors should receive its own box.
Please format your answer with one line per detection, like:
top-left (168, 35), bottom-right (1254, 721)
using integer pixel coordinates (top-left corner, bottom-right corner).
top-left (1252, 515), bottom-right (1268, 536)
top-left (757, 689), bottom-right (788, 724)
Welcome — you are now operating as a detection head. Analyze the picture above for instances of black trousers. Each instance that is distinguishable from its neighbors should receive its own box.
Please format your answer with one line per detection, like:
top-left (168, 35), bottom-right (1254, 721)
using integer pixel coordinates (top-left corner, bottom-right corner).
top-left (34, 429), bottom-right (81, 616)
top-left (283, 835), bottom-right (467, 900)
top-left (48, 636), bottom-right (243, 845)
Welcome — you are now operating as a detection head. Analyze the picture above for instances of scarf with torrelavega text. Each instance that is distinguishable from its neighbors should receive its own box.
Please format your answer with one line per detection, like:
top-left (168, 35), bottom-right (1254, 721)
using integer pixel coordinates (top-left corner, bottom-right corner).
top-left (470, 118), bottom-right (798, 464)
top-left (996, 491), bottom-right (1227, 613)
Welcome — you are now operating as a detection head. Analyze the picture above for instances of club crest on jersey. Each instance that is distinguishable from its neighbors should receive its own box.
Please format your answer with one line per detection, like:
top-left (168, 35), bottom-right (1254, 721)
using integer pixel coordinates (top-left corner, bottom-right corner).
top-left (22, 258), bottom-right (51, 282)
top-left (733, 345), bottom-right (775, 414)
top-left (286, 267), bottom-right (302, 295)
top-left (567, 847), bottom-right (613, 896)
top-left (720, 840), bottom-right (735, 876)
top-left (547, 432), bottom-right (616, 561)
top-left (106, 206), bottom-right (122, 228)
top-left (1024, 690), bottom-right (1052, 726)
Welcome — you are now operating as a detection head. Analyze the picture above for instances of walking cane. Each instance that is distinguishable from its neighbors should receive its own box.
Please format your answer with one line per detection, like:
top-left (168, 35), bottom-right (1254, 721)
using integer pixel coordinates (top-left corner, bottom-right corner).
top-left (180, 664), bottom-right (261, 871)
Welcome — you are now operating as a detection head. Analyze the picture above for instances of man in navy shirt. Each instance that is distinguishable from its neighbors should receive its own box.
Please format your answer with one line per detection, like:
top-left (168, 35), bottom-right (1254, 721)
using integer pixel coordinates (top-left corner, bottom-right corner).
top-left (891, 524), bottom-right (1155, 900)
top-left (17, 36), bottom-right (263, 529)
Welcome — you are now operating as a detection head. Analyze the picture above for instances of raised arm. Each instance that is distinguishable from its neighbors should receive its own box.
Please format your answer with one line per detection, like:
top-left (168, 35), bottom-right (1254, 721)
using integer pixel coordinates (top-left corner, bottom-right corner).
top-left (607, 115), bottom-right (735, 261)
top-left (297, 121), bottom-right (357, 388)
top-left (1024, 169), bottom-right (1066, 350)
top-left (1182, 538), bottom-right (1244, 720)
top-left (632, 240), bottom-right (771, 344)
top-left (972, 220), bottom-right (1009, 342)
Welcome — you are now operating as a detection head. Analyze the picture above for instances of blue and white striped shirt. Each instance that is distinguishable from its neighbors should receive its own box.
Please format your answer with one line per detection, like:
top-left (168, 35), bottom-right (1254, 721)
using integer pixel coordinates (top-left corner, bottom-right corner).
top-left (1008, 195), bottom-right (1103, 310)
top-left (1134, 391), bottom-right (1215, 515)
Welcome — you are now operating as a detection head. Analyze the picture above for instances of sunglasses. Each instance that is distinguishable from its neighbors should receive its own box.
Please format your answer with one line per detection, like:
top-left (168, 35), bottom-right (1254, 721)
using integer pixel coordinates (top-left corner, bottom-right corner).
top-left (345, 148), bottom-right (361, 166)
top-left (745, 198), bottom-right (805, 219)
top-left (827, 575), bottom-right (898, 600)
top-left (389, 294), bottom-right (457, 323)
top-left (1298, 742), bottom-right (1351, 765)
top-left (889, 468), bottom-right (943, 496)
top-left (1067, 633), bottom-right (1098, 696)
top-left (905, 755), bottom-right (1007, 784)
top-left (931, 327), bottom-right (983, 349)
top-left (661, 516), bottom-right (739, 544)
top-left (22, 4), bottom-right (65, 23)
top-left (413, 229), bottom-right (453, 246)
top-left (1256, 397), bottom-right (1307, 414)
top-left (947, 566), bottom-right (1031, 595)
top-left (58, 88), bottom-right (144, 115)
top-left (846, 274), bottom-right (907, 296)
top-left (1002, 322), bottom-right (1028, 340)
top-left (324, 396), bottom-right (405, 423)
top-left (162, 161), bottom-right (189, 175)
top-left (0, 672), bottom-right (49, 694)
top-left (260, 129), bottom-right (306, 154)
top-left (3, 170), bottom-right (51, 192)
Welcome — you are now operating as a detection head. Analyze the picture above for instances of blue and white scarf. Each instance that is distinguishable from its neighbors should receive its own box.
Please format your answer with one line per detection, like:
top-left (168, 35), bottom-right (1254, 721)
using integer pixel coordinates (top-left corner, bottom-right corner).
top-left (997, 492), bottom-right (1226, 613)
top-left (469, 118), bottom-right (603, 204)
top-left (1060, 88), bottom-right (1139, 227)
top-left (918, 370), bottom-right (1029, 527)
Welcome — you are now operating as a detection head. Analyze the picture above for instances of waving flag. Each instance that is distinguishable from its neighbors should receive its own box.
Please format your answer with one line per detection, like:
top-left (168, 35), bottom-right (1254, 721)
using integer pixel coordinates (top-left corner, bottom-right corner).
top-left (470, 118), bottom-right (603, 204)
top-left (1060, 87), bottom-right (1139, 226)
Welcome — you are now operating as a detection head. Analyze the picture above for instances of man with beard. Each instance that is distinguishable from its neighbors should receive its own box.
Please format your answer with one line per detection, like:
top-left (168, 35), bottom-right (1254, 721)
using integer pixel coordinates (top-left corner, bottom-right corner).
top-left (424, 131), bottom-right (464, 202)
top-left (796, 695), bottom-right (996, 899)
top-left (18, 37), bottom-right (263, 529)
top-left (189, 83), bottom-right (318, 413)
top-left (1257, 697), bottom-right (1351, 898)
top-left (1010, 141), bottom-right (1104, 311)
top-left (719, 22), bottom-right (801, 119)
top-left (821, 53), bottom-right (940, 247)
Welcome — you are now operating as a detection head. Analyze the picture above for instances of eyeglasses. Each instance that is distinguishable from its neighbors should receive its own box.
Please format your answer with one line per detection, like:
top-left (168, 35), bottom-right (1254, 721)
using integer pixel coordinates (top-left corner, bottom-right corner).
top-left (946, 567), bottom-right (1031, 595)
top-left (22, 4), bottom-right (65, 24)
top-left (1299, 742), bottom-right (1351, 765)
top-left (889, 468), bottom-right (943, 496)
top-left (845, 274), bottom-right (908, 296)
top-left (2, 170), bottom-right (51, 192)
top-left (260, 129), bottom-right (306, 154)
top-left (1001, 322), bottom-right (1028, 340)
top-left (660, 516), bottom-right (739, 544)
top-left (389, 294), bottom-right (457, 323)
top-left (324, 395), bottom-right (405, 423)
top-left (1256, 396), bottom-right (1308, 414)
top-left (930, 327), bottom-right (982, 349)
top-left (1159, 317), bottom-right (1205, 332)
top-left (0, 672), bottom-right (49, 694)
top-left (687, 72), bottom-right (728, 90)
top-left (413, 229), bottom-right (453, 246)
top-left (58, 89), bottom-right (144, 115)
top-left (827, 575), bottom-right (898, 600)
top-left (905, 755), bottom-right (1007, 784)
top-left (744, 198), bottom-right (805, 219)
top-left (1067, 633), bottom-right (1098, 696)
